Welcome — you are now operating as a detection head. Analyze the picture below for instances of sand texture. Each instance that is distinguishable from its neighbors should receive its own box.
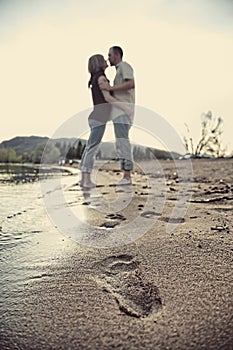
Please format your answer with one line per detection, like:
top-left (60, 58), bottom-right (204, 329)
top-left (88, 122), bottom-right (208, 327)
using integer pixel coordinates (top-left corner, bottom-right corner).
top-left (0, 158), bottom-right (233, 349)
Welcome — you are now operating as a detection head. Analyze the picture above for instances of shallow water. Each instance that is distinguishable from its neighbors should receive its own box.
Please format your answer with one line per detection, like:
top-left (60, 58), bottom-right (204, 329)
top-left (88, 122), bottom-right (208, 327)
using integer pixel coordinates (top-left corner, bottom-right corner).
top-left (0, 165), bottom-right (78, 331)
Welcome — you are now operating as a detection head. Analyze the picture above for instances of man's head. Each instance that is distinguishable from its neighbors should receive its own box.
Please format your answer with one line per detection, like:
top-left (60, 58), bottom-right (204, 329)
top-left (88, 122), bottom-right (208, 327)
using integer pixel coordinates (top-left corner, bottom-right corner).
top-left (108, 46), bottom-right (123, 66)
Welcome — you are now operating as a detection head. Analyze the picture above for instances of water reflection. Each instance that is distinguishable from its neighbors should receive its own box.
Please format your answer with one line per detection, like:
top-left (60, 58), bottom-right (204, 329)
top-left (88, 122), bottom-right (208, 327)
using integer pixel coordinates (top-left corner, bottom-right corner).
top-left (0, 163), bottom-right (72, 184)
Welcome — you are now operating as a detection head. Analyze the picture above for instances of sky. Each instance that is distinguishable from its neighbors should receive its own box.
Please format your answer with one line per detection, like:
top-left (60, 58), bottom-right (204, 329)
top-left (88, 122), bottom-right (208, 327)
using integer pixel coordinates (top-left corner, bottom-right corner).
top-left (0, 0), bottom-right (233, 154)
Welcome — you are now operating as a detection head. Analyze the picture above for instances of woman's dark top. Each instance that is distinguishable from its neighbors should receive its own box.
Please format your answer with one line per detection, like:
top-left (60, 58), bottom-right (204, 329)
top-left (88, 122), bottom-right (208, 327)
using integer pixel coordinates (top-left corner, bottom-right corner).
top-left (89, 70), bottom-right (111, 123)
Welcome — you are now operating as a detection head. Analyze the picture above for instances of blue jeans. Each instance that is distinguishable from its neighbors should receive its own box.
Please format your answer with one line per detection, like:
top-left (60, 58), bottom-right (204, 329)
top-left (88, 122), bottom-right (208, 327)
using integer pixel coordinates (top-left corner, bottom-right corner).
top-left (113, 114), bottom-right (133, 171)
top-left (79, 119), bottom-right (106, 173)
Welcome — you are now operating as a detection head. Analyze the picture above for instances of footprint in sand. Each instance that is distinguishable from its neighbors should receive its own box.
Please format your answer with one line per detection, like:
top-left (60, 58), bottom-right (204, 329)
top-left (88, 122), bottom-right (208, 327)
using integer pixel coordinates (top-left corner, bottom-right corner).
top-left (93, 254), bottom-right (162, 318)
top-left (159, 216), bottom-right (185, 223)
top-left (99, 213), bottom-right (127, 229)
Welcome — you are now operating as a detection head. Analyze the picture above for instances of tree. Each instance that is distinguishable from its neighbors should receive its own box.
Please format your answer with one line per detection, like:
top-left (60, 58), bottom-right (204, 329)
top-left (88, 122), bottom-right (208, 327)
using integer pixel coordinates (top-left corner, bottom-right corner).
top-left (0, 148), bottom-right (21, 163)
top-left (44, 146), bottom-right (60, 164)
top-left (184, 111), bottom-right (226, 157)
top-left (133, 145), bottom-right (147, 160)
top-left (32, 142), bottom-right (60, 164)
top-left (76, 141), bottom-right (83, 159)
top-left (21, 152), bottom-right (31, 163)
top-left (60, 142), bottom-right (68, 158)
top-left (32, 143), bottom-right (46, 164)
top-left (66, 146), bottom-right (76, 160)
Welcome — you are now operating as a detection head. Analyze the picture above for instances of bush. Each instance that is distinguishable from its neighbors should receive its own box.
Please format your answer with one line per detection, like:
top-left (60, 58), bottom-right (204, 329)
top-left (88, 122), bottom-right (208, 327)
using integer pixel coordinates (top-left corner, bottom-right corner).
top-left (0, 148), bottom-right (21, 163)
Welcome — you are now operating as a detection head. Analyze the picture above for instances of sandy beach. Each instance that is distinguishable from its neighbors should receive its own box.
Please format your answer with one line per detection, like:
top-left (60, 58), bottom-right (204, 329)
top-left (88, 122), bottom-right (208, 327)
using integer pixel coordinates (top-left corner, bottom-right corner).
top-left (0, 158), bottom-right (233, 349)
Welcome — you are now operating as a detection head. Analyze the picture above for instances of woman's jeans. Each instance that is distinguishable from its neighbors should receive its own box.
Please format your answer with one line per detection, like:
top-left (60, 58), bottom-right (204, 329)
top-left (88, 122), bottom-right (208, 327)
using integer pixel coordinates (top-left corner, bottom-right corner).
top-left (113, 114), bottom-right (133, 171)
top-left (79, 114), bottom-right (134, 173)
top-left (79, 119), bottom-right (106, 173)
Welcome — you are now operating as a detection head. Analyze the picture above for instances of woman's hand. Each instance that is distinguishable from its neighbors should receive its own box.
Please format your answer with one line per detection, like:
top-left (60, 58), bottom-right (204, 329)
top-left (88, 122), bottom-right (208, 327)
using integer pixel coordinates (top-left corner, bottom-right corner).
top-left (99, 79), bottom-right (111, 91)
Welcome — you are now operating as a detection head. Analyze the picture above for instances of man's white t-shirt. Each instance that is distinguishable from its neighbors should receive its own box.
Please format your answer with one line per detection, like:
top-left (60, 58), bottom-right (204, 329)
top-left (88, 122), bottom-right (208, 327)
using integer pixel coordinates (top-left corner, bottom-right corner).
top-left (111, 61), bottom-right (135, 120)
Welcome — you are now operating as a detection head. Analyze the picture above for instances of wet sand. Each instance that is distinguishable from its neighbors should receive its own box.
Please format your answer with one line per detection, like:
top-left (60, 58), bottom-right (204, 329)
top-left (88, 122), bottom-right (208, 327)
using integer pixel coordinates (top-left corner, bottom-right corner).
top-left (0, 158), bottom-right (233, 349)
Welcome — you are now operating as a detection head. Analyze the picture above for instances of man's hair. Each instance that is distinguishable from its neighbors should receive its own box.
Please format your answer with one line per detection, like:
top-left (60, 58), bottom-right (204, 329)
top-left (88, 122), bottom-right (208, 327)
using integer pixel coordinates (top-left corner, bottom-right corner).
top-left (111, 46), bottom-right (123, 58)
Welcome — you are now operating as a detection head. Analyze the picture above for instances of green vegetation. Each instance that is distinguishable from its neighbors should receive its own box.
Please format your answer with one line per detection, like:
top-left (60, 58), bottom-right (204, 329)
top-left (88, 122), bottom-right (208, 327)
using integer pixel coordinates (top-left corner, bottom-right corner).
top-left (0, 148), bottom-right (21, 163)
top-left (0, 135), bottom-right (181, 164)
top-left (31, 143), bottom-right (59, 164)
top-left (0, 137), bottom-right (87, 164)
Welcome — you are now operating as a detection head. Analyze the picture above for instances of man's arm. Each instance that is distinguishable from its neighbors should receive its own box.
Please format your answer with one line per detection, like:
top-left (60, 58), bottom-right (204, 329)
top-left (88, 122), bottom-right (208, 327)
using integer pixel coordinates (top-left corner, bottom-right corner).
top-left (99, 79), bottom-right (134, 92)
top-left (110, 79), bottom-right (134, 91)
top-left (98, 76), bottom-right (133, 117)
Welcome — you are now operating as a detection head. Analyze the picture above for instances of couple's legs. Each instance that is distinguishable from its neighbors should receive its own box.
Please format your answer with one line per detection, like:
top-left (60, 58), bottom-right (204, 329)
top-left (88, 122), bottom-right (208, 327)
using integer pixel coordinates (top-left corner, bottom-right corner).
top-left (113, 115), bottom-right (133, 181)
top-left (79, 115), bottom-right (133, 187)
top-left (79, 120), bottom-right (106, 187)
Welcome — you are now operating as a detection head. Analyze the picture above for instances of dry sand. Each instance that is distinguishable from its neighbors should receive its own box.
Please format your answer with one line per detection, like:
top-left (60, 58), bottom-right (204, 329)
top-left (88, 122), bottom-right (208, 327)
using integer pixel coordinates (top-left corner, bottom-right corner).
top-left (1, 158), bottom-right (233, 349)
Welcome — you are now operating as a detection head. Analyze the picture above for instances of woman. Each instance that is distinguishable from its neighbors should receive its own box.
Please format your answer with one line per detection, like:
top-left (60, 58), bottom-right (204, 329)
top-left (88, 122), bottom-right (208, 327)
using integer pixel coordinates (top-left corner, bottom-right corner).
top-left (79, 54), bottom-right (132, 188)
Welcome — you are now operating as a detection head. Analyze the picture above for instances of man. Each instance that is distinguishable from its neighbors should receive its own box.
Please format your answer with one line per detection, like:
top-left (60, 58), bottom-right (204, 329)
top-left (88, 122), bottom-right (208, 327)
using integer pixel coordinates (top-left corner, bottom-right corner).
top-left (100, 46), bottom-right (135, 186)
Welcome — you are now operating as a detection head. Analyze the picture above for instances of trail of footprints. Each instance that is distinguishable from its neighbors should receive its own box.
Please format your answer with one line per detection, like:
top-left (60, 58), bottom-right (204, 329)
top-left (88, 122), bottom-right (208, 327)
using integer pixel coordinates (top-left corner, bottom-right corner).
top-left (94, 254), bottom-right (162, 318)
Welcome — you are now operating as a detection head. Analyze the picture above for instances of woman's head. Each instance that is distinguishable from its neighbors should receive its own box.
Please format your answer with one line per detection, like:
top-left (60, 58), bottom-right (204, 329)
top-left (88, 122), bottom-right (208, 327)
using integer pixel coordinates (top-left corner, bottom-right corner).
top-left (88, 54), bottom-right (107, 75)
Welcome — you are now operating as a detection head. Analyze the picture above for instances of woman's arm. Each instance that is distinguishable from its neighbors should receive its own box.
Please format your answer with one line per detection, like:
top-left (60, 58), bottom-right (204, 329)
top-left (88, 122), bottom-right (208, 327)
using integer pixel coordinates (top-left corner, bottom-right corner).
top-left (98, 76), bottom-right (133, 117)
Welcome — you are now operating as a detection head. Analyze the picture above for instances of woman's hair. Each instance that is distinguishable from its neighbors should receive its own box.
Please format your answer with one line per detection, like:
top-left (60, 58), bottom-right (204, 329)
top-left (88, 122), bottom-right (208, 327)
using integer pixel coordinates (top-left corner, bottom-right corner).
top-left (88, 54), bottom-right (105, 88)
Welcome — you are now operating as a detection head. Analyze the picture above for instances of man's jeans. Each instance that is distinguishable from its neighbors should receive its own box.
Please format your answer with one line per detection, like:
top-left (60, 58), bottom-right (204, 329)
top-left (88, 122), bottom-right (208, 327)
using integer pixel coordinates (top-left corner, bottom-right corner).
top-left (113, 114), bottom-right (133, 171)
top-left (79, 119), bottom-right (106, 173)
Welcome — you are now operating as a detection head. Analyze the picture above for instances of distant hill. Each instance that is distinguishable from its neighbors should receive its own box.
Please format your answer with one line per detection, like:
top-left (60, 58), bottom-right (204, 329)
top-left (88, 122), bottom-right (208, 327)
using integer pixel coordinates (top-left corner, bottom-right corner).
top-left (0, 136), bottom-right (49, 155)
top-left (0, 136), bottom-right (81, 155)
top-left (0, 135), bottom-right (180, 160)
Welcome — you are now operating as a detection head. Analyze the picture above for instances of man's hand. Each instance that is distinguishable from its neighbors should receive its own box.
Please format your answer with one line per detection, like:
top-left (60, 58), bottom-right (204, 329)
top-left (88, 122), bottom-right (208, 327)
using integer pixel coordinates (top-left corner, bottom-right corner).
top-left (99, 80), bottom-right (111, 91)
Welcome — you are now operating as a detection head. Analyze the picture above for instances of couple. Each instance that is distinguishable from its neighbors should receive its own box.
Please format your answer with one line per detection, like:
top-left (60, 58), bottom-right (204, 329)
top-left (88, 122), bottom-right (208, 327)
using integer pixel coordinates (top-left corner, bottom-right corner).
top-left (79, 46), bottom-right (135, 188)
